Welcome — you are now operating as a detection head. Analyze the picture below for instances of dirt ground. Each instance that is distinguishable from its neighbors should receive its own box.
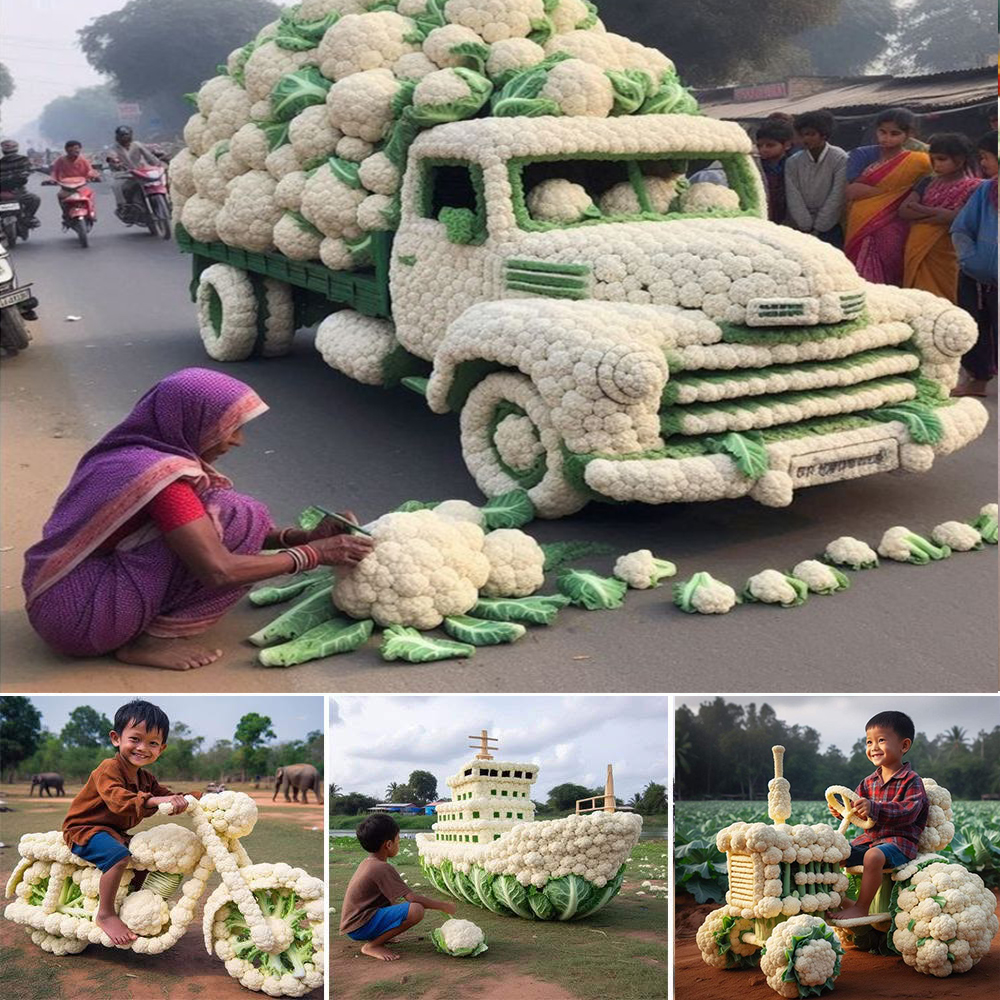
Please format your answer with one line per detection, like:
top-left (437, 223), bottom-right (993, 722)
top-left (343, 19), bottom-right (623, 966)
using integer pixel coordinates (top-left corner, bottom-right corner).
top-left (0, 786), bottom-right (323, 1000)
top-left (673, 888), bottom-right (1000, 999)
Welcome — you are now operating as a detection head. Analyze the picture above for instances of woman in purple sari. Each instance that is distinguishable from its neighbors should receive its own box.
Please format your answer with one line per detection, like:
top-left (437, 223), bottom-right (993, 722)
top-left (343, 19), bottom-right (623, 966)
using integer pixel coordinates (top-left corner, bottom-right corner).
top-left (22, 368), bottom-right (373, 670)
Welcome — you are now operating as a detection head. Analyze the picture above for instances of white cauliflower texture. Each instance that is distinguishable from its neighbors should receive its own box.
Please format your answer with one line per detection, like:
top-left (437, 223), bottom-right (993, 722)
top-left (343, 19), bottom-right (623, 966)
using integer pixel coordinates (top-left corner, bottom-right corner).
top-left (527, 179), bottom-right (597, 223)
top-left (289, 105), bottom-right (342, 165)
top-left (318, 12), bottom-right (418, 81)
top-left (480, 528), bottom-right (545, 597)
top-left (680, 182), bottom-right (741, 213)
top-left (439, 917), bottom-right (485, 951)
top-left (759, 915), bottom-right (842, 998)
top-left (539, 59), bottom-right (614, 118)
top-left (931, 521), bottom-right (983, 552)
top-left (119, 890), bottom-right (170, 937)
top-left (599, 176), bottom-right (678, 215)
top-left (326, 69), bottom-right (401, 143)
top-left (613, 549), bottom-right (676, 589)
top-left (444, 0), bottom-right (545, 43)
top-left (215, 171), bottom-right (281, 252)
top-left (824, 536), bottom-right (878, 569)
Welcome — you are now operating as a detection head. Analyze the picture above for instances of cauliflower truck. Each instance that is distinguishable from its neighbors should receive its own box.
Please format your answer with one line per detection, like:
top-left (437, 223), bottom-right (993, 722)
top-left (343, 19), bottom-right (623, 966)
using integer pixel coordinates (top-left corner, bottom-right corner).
top-left (176, 1), bottom-right (988, 518)
top-left (696, 745), bottom-right (998, 997)
top-left (3, 792), bottom-right (324, 998)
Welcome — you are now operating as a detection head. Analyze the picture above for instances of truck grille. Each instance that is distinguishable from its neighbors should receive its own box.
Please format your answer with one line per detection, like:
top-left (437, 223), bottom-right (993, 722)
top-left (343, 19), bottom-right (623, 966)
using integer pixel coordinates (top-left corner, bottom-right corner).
top-left (504, 259), bottom-right (591, 300)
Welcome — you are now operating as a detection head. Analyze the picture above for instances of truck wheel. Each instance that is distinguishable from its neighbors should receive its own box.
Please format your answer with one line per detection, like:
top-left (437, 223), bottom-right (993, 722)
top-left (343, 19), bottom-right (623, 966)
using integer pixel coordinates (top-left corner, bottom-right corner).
top-left (256, 277), bottom-right (296, 357)
top-left (460, 371), bottom-right (589, 519)
top-left (196, 264), bottom-right (258, 362)
top-left (695, 907), bottom-right (758, 969)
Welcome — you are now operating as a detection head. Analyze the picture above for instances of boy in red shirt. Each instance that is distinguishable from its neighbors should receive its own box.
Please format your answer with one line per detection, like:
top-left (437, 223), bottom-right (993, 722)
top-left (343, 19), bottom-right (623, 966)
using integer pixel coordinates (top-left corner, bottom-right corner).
top-left (831, 711), bottom-right (928, 921)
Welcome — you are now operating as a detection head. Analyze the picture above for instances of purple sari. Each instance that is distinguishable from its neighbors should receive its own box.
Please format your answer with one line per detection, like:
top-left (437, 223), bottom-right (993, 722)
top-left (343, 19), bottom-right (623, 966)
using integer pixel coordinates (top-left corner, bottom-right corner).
top-left (23, 368), bottom-right (272, 655)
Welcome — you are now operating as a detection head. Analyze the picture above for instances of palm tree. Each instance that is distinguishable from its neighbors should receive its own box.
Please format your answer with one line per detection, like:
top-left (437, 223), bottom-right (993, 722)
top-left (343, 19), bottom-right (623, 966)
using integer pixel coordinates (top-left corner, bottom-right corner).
top-left (385, 781), bottom-right (401, 801)
top-left (328, 782), bottom-right (342, 798)
top-left (944, 726), bottom-right (968, 754)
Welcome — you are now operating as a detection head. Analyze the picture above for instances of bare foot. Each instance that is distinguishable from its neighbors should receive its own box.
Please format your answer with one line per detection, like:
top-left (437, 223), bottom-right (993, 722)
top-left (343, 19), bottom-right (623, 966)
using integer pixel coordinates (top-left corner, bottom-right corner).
top-left (361, 943), bottom-right (400, 961)
top-left (96, 912), bottom-right (137, 946)
top-left (115, 633), bottom-right (223, 670)
top-left (829, 903), bottom-right (868, 922)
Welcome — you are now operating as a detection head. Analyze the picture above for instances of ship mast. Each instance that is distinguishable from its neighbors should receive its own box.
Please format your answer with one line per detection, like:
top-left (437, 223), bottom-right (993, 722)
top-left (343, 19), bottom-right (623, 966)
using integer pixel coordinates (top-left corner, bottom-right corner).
top-left (467, 729), bottom-right (498, 760)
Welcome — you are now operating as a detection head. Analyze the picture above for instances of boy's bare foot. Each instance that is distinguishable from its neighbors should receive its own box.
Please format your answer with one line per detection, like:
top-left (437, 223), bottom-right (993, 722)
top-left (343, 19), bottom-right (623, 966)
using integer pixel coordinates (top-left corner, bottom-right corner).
top-left (829, 903), bottom-right (868, 922)
top-left (95, 912), bottom-right (137, 946)
top-left (361, 943), bottom-right (400, 961)
top-left (115, 633), bottom-right (223, 670)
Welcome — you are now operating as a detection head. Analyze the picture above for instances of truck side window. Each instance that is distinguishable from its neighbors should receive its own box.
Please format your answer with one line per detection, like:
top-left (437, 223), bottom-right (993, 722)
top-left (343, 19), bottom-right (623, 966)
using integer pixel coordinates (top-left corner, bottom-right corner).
top-left (422, 162), bottom-right (480, 220)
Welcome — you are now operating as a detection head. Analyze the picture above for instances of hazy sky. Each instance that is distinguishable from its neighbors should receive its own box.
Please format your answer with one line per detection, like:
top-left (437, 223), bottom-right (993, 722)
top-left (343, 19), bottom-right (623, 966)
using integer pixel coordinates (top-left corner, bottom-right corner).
top-left (27, 694), bottom-right (324, 745)
top-left (328, 695), bottom-right (669, 802)
top-left (676, 695), bottom-right (1000, 755)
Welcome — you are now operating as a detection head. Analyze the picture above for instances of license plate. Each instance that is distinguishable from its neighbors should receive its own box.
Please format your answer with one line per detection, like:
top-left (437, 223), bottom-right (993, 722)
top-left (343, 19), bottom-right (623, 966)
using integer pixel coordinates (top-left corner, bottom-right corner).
top-left (0, 287), bottom-right (31, 309)
top-left (788, 438), bottom-right (900, 486)
top-left (0, 202), bottom-right (19, 212)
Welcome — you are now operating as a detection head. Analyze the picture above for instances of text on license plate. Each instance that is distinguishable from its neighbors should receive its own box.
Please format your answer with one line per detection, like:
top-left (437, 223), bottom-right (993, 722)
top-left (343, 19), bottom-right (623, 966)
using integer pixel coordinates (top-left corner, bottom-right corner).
top-left (0, 202), bottom-right (20, 212)
top-left (788, 438), bottom-right (900, 486)
top-left (0, 288), bottom-right (30, 309)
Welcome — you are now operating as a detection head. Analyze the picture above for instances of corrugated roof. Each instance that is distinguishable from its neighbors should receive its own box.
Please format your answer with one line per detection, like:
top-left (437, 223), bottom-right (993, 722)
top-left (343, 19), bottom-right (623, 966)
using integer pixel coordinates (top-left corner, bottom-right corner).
top-left (700, 68), bottom-right (996, 121)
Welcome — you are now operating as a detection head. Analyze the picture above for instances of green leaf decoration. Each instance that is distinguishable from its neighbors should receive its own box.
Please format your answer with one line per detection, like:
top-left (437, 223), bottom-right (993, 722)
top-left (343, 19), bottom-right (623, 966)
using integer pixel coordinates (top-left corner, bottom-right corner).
top-left (491, 64), bottom-right (551, 116)
top-left (213, 140), bottom-right (231, 161)
top-left (450, 40), bottom-right (490, 74)
top-left (229, 41), bottom-right (257, 87)
top-left (867, 401), bottom-right (944, 445)
top-left (481, 488), bottom-right (536, 529)
top-left (606, 70), bottom-right (652, 116)
top-left (401, 376), bottom-right (429, 397)
top-left (540, 540), bottom-right (615, 573)
top-left (248, 585), bottom-right (336, 647)
top-left (261, 120), bottom-right (291, 151)
top-left (413, 0), bottom-right (448, 38)
top-left (248, 568), bottom-right (331, 607)
top-left (327, 155), bottom-right (362, 189)
top-left (379, 625), bottom-right (475, 663)
top-left (527, 15), bottom-right (555, 46)
top-left (443, 615), bottom-right (527, 646)
top-left (410, 67), bottom-right (493, 126)
top-left (183, 92), bottom-right (199, 108)
top-left (345, 231), bottom-right (374, 267)
top-left (971, 507), bottom-right (998, 545)
top-left (258, 617), bottom-right (373, 666)
top-left (704, 431), bottom-right (769, 479)
top-left (640, 71), bottom-right (700, 115)
top-left (576, 0), bottom-right (600, 29)
top-left (287, 211), bottom-right (323, 237)
top-left (556, 568), bottom-right (627, 610)
top-left (270, 65), bottom-right (332, 121)
top-left (288, 12), bottom-right (340, 43)
top-left (391, 78), bottom-right (417, 117)
top-left (274, 32), bottom-right (316, 52)
top-left (440, 206), bottom-right (479, 244)
top-left (471, 594), bottom-right (570, 625)
top-left (394, 499), bottom-right (440, 512)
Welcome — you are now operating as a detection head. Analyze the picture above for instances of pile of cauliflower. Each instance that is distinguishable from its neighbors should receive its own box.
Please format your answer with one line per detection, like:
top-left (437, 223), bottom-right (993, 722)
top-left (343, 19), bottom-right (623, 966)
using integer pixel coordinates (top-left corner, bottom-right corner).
top-left (172, 0), bottom-right (702, 262)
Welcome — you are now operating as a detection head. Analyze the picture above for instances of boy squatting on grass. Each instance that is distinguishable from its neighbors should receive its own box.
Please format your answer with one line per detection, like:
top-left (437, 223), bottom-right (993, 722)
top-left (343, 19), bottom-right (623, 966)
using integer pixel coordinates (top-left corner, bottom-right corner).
top-left (340, 813), bottom-right (457, 961)
top-left (831, 710), bottom-right (929, 921)
top-left (61, 699), bottom-right (199, 946)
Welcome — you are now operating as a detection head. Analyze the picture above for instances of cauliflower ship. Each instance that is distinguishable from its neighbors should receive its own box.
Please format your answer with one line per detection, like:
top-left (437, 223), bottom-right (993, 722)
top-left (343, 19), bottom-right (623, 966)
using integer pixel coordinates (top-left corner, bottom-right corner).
top-left (414, 730), bottom-right (643, 920)
top-left (172, 0), bottom-right (988, 517)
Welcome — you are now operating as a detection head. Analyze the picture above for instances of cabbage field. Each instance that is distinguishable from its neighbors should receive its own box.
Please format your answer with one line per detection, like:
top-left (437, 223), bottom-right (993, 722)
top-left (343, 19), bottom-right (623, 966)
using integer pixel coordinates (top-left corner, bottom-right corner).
top-left (675, 799), bottom-right (1000, 903)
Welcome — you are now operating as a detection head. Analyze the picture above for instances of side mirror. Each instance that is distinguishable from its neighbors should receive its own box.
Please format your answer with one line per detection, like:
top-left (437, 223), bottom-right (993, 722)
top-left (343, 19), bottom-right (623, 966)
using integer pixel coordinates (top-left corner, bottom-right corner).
top-left (438, 207), bottom-right (481, 246)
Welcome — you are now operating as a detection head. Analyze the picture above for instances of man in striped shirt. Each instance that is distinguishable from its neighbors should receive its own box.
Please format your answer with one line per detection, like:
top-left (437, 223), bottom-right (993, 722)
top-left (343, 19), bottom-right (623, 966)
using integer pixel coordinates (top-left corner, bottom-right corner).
top-left (830, 710), bottom-right (928, 922)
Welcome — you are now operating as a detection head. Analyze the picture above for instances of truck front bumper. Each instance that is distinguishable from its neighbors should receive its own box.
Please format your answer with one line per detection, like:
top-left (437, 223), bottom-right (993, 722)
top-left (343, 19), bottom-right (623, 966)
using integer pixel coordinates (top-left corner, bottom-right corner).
top-left (581, 398), bottom-right (988, 507)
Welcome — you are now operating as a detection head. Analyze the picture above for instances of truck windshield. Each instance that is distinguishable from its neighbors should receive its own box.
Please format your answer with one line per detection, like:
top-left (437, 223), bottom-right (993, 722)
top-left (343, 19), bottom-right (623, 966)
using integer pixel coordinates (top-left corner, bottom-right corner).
top-left (509, 153), bottom-right (761, 231)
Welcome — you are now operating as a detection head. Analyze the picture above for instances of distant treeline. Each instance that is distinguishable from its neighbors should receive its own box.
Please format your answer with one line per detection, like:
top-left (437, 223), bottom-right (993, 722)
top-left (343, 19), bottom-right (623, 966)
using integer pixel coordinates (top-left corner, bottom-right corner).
top-left (676, 698), bottom-right (1000, 800)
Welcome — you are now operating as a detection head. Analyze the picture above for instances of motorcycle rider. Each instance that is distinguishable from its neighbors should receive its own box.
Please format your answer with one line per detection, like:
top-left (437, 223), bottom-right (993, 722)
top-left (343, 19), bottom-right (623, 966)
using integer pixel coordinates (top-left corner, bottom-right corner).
top-left (50, 140), bottom-right (100, 217)
top-left (107, 125), bottom-right (161, 216)
top-left (0, 139), bottom-right (41, 229)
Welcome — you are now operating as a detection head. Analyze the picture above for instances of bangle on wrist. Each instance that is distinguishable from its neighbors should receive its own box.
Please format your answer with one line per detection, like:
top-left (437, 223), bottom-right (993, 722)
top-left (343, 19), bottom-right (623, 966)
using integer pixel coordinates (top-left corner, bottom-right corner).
top-left (280, 544), bottom-right (320, 574)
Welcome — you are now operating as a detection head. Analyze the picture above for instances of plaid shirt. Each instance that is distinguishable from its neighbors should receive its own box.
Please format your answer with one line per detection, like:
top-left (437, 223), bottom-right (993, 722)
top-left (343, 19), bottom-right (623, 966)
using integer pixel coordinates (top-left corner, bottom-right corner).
top-left (851, 762), bottom-right (928, 860)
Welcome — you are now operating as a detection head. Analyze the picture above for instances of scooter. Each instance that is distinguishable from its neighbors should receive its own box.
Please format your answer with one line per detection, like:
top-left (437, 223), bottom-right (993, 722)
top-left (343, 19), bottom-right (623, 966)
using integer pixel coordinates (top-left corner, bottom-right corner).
top-left (0, 191), bottom-right (32, 248)
top-left (112, 163), bottom-right (172, 239)
top-left (3, 791), bottom-right (324, 996)
top-left (42, 177), bottom-right (99, 248)
top-left (0, 243), bottom-right (36, 354)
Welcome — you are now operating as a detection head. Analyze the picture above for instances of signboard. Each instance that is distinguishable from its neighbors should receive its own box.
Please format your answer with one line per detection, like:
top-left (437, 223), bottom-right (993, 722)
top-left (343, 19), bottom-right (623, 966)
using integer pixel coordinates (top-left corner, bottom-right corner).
top-left (733, 82), bottom-right (787, 103)
top-left (116, 102), bottom-right (142, 123)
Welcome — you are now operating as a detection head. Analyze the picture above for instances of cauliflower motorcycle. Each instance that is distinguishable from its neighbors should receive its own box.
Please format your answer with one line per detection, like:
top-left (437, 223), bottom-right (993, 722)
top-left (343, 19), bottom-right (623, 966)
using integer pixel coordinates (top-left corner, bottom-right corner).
top-left (3, 791), bottom-right (324, 998)
top-left (696, 746), bottom-right (998, 997)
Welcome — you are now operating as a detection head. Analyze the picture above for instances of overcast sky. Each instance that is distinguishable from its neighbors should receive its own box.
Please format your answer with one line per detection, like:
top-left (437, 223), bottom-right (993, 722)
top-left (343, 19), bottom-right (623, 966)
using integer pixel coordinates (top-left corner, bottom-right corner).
top-left (676, 695), bottom-right (1000, 755)
top-left (329, 695), bottom-right (669, 802)
top-left (27, 695), bottom-right (324, 745)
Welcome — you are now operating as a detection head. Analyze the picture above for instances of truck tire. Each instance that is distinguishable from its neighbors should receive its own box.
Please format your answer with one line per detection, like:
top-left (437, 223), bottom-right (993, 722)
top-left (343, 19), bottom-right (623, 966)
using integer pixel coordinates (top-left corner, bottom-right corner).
top-left (256, 277), bottom-right (296, 357)
top-left (460, 371), bottom-right (589, 519)
top-left (315, 310), bottom-right (396, 384)
top-left (196, 264), bottom-right (258, 361)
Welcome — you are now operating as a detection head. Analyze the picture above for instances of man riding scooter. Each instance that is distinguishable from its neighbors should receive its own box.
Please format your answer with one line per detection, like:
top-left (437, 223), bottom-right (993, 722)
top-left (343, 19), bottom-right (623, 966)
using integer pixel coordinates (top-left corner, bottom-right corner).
top-left (106, 125), bottom-right (161, 217)
top-left (0, 139), bottom-right (42, 240)
top-left (44, 140), bottom-right (102, 247)
top-left (50, 140), bottom-right (101, 214)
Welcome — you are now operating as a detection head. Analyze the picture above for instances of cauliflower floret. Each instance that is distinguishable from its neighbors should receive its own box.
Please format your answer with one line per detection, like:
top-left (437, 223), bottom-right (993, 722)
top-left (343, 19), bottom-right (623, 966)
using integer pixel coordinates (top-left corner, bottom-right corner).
top-left (674, 572), bottom-right (738, 614)
top-left (336, 135), bottom-right (375, 162)
top-left (680, 182), bottom-right (741, 213)
top-left (539, 59), bottom-right (613, 118)
top-left (358, 151), bottom-right (402, 195)
top-left (433, 500), bottom-right (483, 525)
top-left (289, 105), bottom-right (342, 166)
top-left (545, 29), bottom-right (673, 79)
top-left (791, 560), bottom-right (850, 595)
top-left (480, 528), bottom-right (545, 597)
top-left (423, 24), bottom-right (487, 69)
top-left (333, 509), bottom-right (491, 628)
top-left (613, 549), bottom-right (676, 589)
top-left (878, 526), bottom-right (951, 564)
top-left (550, 0), bottom-right (596, 33)
top-left (274, 170), bottom-right (309, 211)
top-left (931, 520), bottom-right (983, 552)
top-left (393, 51), bottom-right (439, 80)
top-left (599, 175), bottom-right (679, 216)
top-left (264, 144), bottom-right (302, 181)
top-left (183, 113), bottom-right (212, 157)
top-left (526, 179), bottom-right (598, 224)
top-left (357, 193), bottom-right (396, 231)
top-left (318, 12), bottom-right (419, 81)
top-left (326, 68), bottom-right (402, 143)
top-left (273, 211), bottom-right (323, 260)
top-left (129, 824), bottom-right (203, 875)
top-left (743, 569), bottom-right (807, 607)
top-left (215, 170), bottom-right (282, 252)
top-left (486, 37), bottom-right (545, 78)
top-left (228, 122), bottom-right (273, 171)
top-left (205, 86), bottom-right (254, 143)
top-left (443, 0), bottom-right (545, 43)
top-left (167, 148), bottom-right (196, 199)
top-left (243, 39), bottom-right (316, 103)
top-left (198, 790), bottom-right (258, 838)
top-left (196, 75), bottom-right (239, 116)
top-left (759, 915), bottom-right (842, 998)
top-left (438, 917), bottom-right (485, 953)
top-left (119, 890), bottom-right (170, 937)
top-left (300, 161), bottom-right (366, 239)
top-left (180, 195), bottom-right (222, 242)
top-left (824, 536), bottom-right (878, 569)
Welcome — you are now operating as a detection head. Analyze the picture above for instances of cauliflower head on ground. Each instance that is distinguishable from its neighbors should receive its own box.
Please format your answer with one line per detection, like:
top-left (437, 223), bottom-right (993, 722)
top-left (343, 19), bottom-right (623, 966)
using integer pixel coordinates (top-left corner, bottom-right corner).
top-left (760, 915), bottom-right (842, 997)
top-left (480, 528), bottom-right (545, 597)
top-left (931, 520), bottom-right (983, 552)
top-left (613, 549), bottom-right (676, 589)
top-left (333, 509), bottom-right (491, 628)
top-left (791, 560), bottom-right (850, 595)
top-left (824, 536), bottom-right (878, 570)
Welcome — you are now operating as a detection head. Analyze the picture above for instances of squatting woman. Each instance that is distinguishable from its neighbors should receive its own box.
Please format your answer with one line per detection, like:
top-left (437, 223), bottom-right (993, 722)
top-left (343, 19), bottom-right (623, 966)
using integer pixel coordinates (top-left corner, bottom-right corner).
top-left (22, 368), bottom-right (372, 669)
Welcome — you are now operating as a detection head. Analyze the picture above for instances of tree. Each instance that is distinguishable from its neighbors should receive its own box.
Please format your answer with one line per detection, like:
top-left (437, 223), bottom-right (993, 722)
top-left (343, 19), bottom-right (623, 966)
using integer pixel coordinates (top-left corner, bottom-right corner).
top-left (1, 697), bottom-right (42, 781)
top-left (797, 0), bottom-right (899, 75)
top-left (599, 0), bottom-right (841, 86)
top-left (406, 770), bottom-right (438, 805)
top-left (390, 784), bottom-right (414, 803)
top-left (941, 726), bottom-right (969, 755)
top-left (39, 85), bottom-right (123, 149)
top-left (0, 63), bottom-right (13, 104)
top-left (636, 781), bottom-right (668, 816)
top-left (61, 706), bottom-right (113, 749)
top-left (234, 713), bottom-right (275, 779)
top-left (330, 791), bottom-right (377, 816)
top-left (888, 0), bottom-right (997, 73)
top-left (78, 0), bottom-right (280, 133)
top-left (384, 781), bottom-right (401, 801)
top-left (546, 783), bottom-right (592, 811)
top-left (155, 721), bottom-right (204, 778)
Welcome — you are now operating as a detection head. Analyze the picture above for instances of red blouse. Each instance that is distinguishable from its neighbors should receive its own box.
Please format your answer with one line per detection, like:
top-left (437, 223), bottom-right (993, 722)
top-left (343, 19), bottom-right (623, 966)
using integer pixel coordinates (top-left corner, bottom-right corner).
top-left (96, 481), bottom-right (206, 554)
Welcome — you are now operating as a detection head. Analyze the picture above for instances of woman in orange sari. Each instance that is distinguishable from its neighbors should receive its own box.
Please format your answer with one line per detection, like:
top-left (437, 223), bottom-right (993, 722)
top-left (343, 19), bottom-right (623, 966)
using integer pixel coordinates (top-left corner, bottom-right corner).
top-left (900, 134), bottom-right (982, 303)
top-left (845, 108), bottom-right (931, 285)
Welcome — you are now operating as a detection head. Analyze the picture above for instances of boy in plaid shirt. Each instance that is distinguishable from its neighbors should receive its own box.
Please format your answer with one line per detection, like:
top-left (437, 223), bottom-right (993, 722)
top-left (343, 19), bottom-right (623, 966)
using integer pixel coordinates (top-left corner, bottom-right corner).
top-left (831, 710), bottom-right (928, 921)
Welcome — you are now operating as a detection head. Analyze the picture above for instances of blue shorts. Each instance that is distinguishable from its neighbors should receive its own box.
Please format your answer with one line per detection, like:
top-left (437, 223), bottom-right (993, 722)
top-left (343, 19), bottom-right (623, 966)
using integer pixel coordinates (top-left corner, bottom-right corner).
top-left (71, 832), bottom-right (131, 872)
top-left (346, 903), bottom-right (411, 941)
top-left (845, 841), bottom-right (910, 870)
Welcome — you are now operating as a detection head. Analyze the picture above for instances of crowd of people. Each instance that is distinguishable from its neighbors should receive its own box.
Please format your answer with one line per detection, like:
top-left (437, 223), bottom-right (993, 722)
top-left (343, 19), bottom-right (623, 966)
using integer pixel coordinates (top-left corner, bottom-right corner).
top-left (750, 106), bottom-right (997, 397)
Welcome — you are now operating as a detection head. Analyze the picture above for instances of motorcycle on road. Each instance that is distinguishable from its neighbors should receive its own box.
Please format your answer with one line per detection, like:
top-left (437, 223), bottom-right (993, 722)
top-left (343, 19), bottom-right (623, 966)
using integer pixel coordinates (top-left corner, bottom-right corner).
top-left (111, 163), bottom-right (172, 239)
top-left (0, 192), bottom-right (33, 249)
top-left (0, 244), bottom-right (37, 355)
top-left (42, 176), bottom-right (100, 248)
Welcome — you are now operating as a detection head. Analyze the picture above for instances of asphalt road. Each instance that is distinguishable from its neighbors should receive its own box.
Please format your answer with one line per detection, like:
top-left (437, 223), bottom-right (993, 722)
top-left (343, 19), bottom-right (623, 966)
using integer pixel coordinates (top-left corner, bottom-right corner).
top-left (1, 178), bottom-right (997, 694)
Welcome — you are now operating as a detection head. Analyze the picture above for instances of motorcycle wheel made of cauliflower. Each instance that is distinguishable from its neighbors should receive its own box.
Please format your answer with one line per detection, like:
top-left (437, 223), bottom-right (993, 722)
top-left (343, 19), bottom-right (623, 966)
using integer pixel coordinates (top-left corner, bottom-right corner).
top-left (196, 263), bottom-right (259, 362)
top-left (460, 371), bottom-right (588, 519)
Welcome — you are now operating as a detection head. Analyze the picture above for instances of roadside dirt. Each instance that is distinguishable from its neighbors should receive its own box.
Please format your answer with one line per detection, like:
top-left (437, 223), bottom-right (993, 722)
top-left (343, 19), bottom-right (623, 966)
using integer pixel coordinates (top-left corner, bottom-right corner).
top-left (673, 888), bottom-right (1000, 999)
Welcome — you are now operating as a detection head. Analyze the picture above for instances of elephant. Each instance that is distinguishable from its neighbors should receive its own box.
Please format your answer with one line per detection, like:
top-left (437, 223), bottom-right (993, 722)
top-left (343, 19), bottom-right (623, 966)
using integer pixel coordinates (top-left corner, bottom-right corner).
top-left (30, 773), bottom-right (65, 797)
top-left (273, 764), bottom-right (322, 804)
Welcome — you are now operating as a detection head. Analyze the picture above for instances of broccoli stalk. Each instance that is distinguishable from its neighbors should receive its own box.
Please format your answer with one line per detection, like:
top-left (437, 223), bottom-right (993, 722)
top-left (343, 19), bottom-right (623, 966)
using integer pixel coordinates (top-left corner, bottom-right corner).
top-left (56, 878), bottom-right (93, 919)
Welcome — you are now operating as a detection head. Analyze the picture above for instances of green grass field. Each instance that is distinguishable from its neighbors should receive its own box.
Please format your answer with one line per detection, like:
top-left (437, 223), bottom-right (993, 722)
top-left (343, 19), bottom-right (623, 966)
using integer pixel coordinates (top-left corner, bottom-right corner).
top-left (330, 834), bottom-right (668, 1000)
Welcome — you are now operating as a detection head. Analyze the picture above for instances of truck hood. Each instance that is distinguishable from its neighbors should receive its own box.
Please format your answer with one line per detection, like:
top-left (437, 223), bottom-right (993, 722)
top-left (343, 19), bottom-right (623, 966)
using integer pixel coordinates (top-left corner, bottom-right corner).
top-left (500, 217), bottom-right (866, 327)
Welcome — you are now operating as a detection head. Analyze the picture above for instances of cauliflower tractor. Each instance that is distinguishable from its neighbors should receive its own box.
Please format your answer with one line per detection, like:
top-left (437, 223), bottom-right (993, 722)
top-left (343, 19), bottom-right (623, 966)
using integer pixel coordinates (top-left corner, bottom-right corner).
top-left (695, 745), bottom-right (998, 997)
top-left (3, 791), bottom-right (324, 998)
